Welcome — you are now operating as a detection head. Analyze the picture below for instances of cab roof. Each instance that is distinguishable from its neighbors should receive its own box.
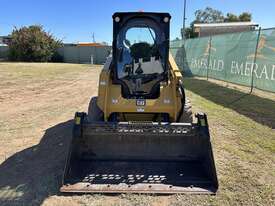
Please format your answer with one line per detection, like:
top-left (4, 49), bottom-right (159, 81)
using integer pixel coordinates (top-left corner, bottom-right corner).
top-left (113, 12), bottom-right (171, 19)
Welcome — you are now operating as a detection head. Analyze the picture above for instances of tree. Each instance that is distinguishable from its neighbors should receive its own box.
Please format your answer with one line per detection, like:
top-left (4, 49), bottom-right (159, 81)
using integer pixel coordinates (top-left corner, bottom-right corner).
top-left (8, 25), bottom-right (62, 62)
top-left (182, 7), bottom-right (224, 39)
top-left (181, 27), bottom-right (197, 39)
top-left (224, 13), bottom-right (239, 22)
top-left (239, 12), bottom-right (252, 22)
top-left (194, 7), bottom-right (224, 23)
top-left (225, 12), bottom-right (252, 22)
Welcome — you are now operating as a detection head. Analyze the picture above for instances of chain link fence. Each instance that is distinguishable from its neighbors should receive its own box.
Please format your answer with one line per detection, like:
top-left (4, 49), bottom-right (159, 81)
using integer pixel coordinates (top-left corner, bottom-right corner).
top-left (170, 28), bottom-right (275, 93)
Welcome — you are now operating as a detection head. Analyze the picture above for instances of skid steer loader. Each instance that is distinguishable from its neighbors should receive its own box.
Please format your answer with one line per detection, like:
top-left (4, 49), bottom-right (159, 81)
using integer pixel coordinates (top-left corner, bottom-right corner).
top-left (61, 12), bottom-right (218, 194)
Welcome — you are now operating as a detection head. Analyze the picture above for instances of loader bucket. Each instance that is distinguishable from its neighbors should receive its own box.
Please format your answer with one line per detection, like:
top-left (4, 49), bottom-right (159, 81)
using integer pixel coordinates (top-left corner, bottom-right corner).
top-left (61, 113), bottom-right (218, 194)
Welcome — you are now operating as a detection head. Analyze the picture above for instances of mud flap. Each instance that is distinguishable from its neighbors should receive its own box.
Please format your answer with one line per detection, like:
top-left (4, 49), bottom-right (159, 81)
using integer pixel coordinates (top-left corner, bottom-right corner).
top-left (60, 113), bottom-right (218, 194)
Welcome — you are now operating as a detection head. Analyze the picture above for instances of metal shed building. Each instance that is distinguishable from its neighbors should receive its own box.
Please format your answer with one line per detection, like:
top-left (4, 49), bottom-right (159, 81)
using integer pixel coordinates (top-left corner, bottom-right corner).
top-left (194, 22), bottom-right (259, 37)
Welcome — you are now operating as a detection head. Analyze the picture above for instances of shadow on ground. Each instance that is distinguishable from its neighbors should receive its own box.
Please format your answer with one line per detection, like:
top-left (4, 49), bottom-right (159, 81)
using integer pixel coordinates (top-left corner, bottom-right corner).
top-left (0, 120), bottom-right (73, 206)
top-left (184, 78), bottom-right (275, 129)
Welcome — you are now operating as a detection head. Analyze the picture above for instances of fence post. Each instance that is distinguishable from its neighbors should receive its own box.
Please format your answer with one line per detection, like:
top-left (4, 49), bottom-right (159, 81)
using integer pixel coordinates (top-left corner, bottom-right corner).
top-left (250, 27), bottom-right (261, 93)
top-left (206, 36), bottom-right (212, 80)
top-left (182, 39), bottom-right (186, 72)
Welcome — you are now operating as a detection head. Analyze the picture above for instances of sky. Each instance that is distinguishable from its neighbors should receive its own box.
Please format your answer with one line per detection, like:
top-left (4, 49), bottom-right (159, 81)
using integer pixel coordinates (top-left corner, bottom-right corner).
top-left (0, 0), bottom-right (275, 44)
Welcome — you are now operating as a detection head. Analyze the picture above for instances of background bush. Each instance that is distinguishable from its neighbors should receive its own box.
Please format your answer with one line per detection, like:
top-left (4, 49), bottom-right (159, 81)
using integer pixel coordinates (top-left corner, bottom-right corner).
top-left (8, 25), bottom-right (62, 62)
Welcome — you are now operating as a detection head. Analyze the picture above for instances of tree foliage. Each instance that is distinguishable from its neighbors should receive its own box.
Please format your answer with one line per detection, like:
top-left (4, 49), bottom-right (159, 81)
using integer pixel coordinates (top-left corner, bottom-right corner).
top-left (239, 12), bottom-right (252, 22)
top-left (194, 7), bottom-right (224, 23)
top-left (225, 12), bottom-right (252, 22)
top-left (224, 13), bottom-right (239, 22)
top-left (8, 25), bottom-right (62, 62)
top-left (181, 27), bottom-right (198, 39)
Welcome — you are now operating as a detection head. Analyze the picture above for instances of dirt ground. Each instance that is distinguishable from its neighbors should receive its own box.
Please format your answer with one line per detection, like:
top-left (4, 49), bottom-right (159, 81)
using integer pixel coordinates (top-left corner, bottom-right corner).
top-left (0, 63), bottom-right (274, 206)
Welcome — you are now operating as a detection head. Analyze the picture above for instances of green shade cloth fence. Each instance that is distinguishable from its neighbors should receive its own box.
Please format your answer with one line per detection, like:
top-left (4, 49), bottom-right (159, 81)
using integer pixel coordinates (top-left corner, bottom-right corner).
top-left (170, 28), bottom-right (275, 93)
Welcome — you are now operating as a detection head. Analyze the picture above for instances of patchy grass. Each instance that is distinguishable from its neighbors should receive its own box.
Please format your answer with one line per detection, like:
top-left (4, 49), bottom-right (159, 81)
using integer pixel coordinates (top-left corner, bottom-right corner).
top-left (0, 63), bottom-right (274, 206)
top-left (0, 62), bottom-right (95, 77)
top-left (182, 78), bottom-right (275, 205)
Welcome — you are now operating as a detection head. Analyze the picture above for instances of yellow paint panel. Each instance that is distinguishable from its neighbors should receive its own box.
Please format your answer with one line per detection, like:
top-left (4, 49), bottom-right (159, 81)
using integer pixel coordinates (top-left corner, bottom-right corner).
top-left (97, 54), bottom-right (183, 122)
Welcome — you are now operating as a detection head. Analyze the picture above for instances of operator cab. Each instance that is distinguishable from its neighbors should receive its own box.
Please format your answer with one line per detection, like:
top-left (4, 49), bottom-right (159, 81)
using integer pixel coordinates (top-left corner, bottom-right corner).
top-left (112, 12), bottom-right (171, 99)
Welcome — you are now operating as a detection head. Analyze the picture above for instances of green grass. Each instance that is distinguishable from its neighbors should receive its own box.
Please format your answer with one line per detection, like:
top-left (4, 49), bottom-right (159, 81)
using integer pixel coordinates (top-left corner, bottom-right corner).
top-left (182, 78), bottom-right (275, 205)
top-left (184, 78), bottom-right (275, 152)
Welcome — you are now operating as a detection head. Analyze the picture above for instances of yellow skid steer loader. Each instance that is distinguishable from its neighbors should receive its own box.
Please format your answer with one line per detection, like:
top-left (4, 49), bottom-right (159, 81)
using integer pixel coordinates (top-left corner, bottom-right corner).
top-left (61, 12), bottom-right (218, 194)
